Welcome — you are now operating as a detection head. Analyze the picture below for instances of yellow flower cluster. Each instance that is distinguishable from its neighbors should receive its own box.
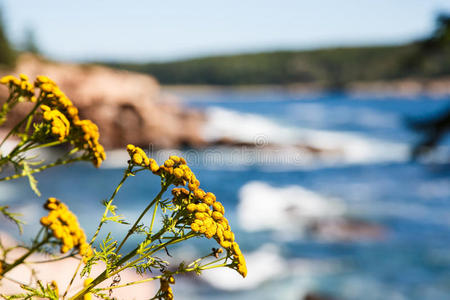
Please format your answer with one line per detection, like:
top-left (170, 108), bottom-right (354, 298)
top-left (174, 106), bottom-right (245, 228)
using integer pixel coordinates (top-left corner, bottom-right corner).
top-left (40, 104), bottom-right (70, 141)
top-left (126, 144), bottom-right (159, 172)
top-left (0, 74), bottom-right (36, 101)
top-left (83, 278), bottom-right (94, 300)
top-left (166, 159), bottom-right (246, 277)
top-left (40, 198), bottom-right (93, 262)
top-left (50, 280), bottom-right (59, 297)
top-left (125, 147), bottom-right (247, 277)
top-left (126, 146), bottom-right (197, 188)
top-left (159, 275), bottom-right (175, 300)
top-left (185, 191), bottom-right (247, 277)
top-left (35, 75), bottom-right (78, 122)
top-left (74, 119), bottom-right (106, 168)
top-left (34, 75), bottom-right (106, 167)
top-left (159, 155), bottom-right (199, 189)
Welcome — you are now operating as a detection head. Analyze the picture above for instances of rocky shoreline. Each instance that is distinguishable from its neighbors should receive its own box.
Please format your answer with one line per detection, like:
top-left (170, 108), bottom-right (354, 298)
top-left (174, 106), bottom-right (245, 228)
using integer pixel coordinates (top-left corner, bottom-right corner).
top-left (0, 54), bottom-right (206, 150)
top-left (2, 54), bottom-right (447, 154)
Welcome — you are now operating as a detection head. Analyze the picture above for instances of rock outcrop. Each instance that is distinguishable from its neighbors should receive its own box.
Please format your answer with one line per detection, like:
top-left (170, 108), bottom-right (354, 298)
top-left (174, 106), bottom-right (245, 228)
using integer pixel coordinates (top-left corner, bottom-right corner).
top-left (0, 54), bottom-right (206, 149)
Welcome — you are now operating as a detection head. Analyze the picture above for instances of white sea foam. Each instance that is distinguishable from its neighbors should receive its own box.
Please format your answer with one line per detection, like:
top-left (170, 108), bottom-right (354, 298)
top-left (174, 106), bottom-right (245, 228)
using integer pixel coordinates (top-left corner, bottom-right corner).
top-left (201, 244), bottom-right (287, 290)
top-left (201, 243), bottom-right (340, 291)
top-left (203, 106), bottom-right (409, 165)
top-left (101, 149), bottom-right (129, 168)
top-left (102, 107), bottom-right (410, 170)
top-left (238, 181), bottom-right (345, 235)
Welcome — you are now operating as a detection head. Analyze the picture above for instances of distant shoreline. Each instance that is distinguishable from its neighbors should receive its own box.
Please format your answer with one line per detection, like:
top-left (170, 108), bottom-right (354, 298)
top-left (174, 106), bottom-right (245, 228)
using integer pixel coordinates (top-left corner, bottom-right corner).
top-left (162, 77), bottom-right (450, 100)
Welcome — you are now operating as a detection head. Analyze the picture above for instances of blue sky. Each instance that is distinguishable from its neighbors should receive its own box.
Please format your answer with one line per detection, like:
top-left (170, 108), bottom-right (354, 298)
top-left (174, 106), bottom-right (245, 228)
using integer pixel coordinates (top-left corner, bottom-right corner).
top-left (2, 0), bottom-right (450, 62)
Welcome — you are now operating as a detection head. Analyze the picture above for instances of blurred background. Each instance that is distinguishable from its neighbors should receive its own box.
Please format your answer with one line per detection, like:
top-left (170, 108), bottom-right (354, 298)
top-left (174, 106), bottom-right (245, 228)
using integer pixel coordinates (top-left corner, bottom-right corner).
top-left (1, 1), bottom-right (450, 299)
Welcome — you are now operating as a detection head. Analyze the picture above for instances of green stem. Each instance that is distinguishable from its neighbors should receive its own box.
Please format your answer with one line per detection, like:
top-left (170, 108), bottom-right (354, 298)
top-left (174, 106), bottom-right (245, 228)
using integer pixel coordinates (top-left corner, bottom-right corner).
top-left (88, 165), bottom-right (132, 247)
top-left (1, 236), bottom-right (49, 276)
top-left (23, 106), bottom-right (39, 135)
top-left (62, 258), bottom-right (83, 300)
top-left (115, 231), bottom-right (196, 277)
top-left (1, 139), bottom-right (32, 166)
top-left (28, 252), bottom-right (77, 264)
top-left (97, 260), bottom-right (229, 293)
top-left (68, 247), bottom-right (138, 300)
top-left (69, 227), bottom-right (184, 300)
top-left (21, 139), bottom-right (67, 152)
top-left (197, 256), bottom-right (227, 269)
top-left (149, 199), bottom-right (159, 235)
top-left (0, 99), bottom-right (41, 148)
top-left (0, 93), bottom-right (17, 126)
top-left (0, 156), bottom-right (84, 182)
top-left (196, 262), bottom-right (229, 271)
top-left (64, 167), bottom-right (133, 298)
top-left (96, 275), bottom-right (161, 291)
top-left (115, 180), bottom-right (171, 254)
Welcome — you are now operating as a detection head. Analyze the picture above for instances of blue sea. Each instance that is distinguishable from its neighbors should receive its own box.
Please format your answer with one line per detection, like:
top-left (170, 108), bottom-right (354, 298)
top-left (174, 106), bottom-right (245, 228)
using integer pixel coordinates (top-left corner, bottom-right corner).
top-left (1, 91), bottom-right (450, 300)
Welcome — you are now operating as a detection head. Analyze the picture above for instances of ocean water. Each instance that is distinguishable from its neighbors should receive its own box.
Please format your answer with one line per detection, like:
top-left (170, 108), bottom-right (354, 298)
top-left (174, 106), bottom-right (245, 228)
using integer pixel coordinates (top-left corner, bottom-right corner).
top-left (1, 92), bottom-right (450, 300)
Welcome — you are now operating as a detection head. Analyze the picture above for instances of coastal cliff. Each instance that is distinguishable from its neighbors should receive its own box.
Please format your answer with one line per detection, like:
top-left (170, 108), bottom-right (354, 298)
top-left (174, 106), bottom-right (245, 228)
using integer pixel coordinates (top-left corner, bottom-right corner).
top-left (0, 54), bottom-right (205, 149)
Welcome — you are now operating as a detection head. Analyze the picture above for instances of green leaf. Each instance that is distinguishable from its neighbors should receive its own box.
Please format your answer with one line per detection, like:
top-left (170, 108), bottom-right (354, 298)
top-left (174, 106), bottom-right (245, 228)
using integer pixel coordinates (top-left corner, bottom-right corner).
top-left (0, 205), bottom-right (25, 233)
top-left (22, 161), bottom-right (40, 196)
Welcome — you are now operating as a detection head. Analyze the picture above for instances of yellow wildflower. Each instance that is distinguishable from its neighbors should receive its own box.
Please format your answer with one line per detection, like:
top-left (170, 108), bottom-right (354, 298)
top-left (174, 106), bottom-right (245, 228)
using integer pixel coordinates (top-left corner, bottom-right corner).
top-left (40, 198), bottom-right (93, 262)
top-left (34, 75), bottom-right (107, 167)
top-left (0, 75), bottom-right (17, 85)
top-left (83, 278), bottom-right (94, 300)
top-left (230, 242), bottom-right (247, 277)
top-left (160, 277), bottom-right (174, 300)
top-left (203, 192), bottom-right (216, 205)
top-left (124, 150), bottom-right (247, 278)
top-left (50, 280), bottom-right (59, 296)
top-left (35, 75), bottom-right (56, 86)
top-left (212, 201), bottom-right (225, 214)
top-left (40, 105), bottom-right (71, 141)
top-left (73, 119), bottom-right (106, 167)
top-left (126, 144), bottom-right (154, 168)
top-left (1, 74), bottom-right (35, 101)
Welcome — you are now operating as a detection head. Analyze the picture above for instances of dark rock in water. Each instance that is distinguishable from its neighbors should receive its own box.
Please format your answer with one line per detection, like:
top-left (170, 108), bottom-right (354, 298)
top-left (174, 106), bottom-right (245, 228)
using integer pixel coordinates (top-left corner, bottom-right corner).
top-left (303, 292), bottom-right (339, 300)
top-left (210, 137), bottom-right (263, 148)
top-left (307, 218), bottom-right (385, 242)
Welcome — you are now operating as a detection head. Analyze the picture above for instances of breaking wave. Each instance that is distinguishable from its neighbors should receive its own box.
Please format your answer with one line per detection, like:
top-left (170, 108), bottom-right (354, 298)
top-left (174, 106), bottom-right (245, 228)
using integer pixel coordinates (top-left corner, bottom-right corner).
top-left (237, 181), bottom-right (345, 236)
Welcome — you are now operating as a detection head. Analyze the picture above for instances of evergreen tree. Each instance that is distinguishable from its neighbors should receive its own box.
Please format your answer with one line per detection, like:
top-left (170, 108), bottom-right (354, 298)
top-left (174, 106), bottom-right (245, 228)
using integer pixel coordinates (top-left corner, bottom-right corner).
top-left (0, 8), bottom-right (16, 66)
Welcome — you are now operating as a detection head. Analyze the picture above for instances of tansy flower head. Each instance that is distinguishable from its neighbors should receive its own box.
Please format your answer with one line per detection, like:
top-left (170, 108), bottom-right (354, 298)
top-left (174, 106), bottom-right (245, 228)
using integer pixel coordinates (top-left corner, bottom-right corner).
top-left (159, 276), bottom-right (174, 300)
top-left (1, 74), bottom-right (35, 101)
top-left (40, 198), bottom-right (93, 263)
top-left (16, 74), bottom-right (107, 167)
top-left (73, 119), bottom-right (106, 167)
top-left (35, 75), bottom-right (56, 87)
top-left (83, 278), bottom-right (94, 300)
top-left (40, 105), bottom-right (70, 141)
top-left (126, 144), bottom-right (154, 168)
top-left (124, 150), bottom-right (247, 278)
top-left (50, 280), bottom-right (59, 296)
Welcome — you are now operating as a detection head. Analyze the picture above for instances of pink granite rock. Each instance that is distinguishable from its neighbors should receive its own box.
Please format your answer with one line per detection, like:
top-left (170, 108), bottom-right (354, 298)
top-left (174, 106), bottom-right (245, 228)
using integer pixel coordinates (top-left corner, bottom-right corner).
top-left (0, 54), bottom-right (206, 149)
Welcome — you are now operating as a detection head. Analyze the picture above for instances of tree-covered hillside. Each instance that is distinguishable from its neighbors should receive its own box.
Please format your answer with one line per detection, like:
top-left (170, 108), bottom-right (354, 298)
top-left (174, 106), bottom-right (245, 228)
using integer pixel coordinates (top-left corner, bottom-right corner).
top-left (106, 14), bottom-right (450, 88)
